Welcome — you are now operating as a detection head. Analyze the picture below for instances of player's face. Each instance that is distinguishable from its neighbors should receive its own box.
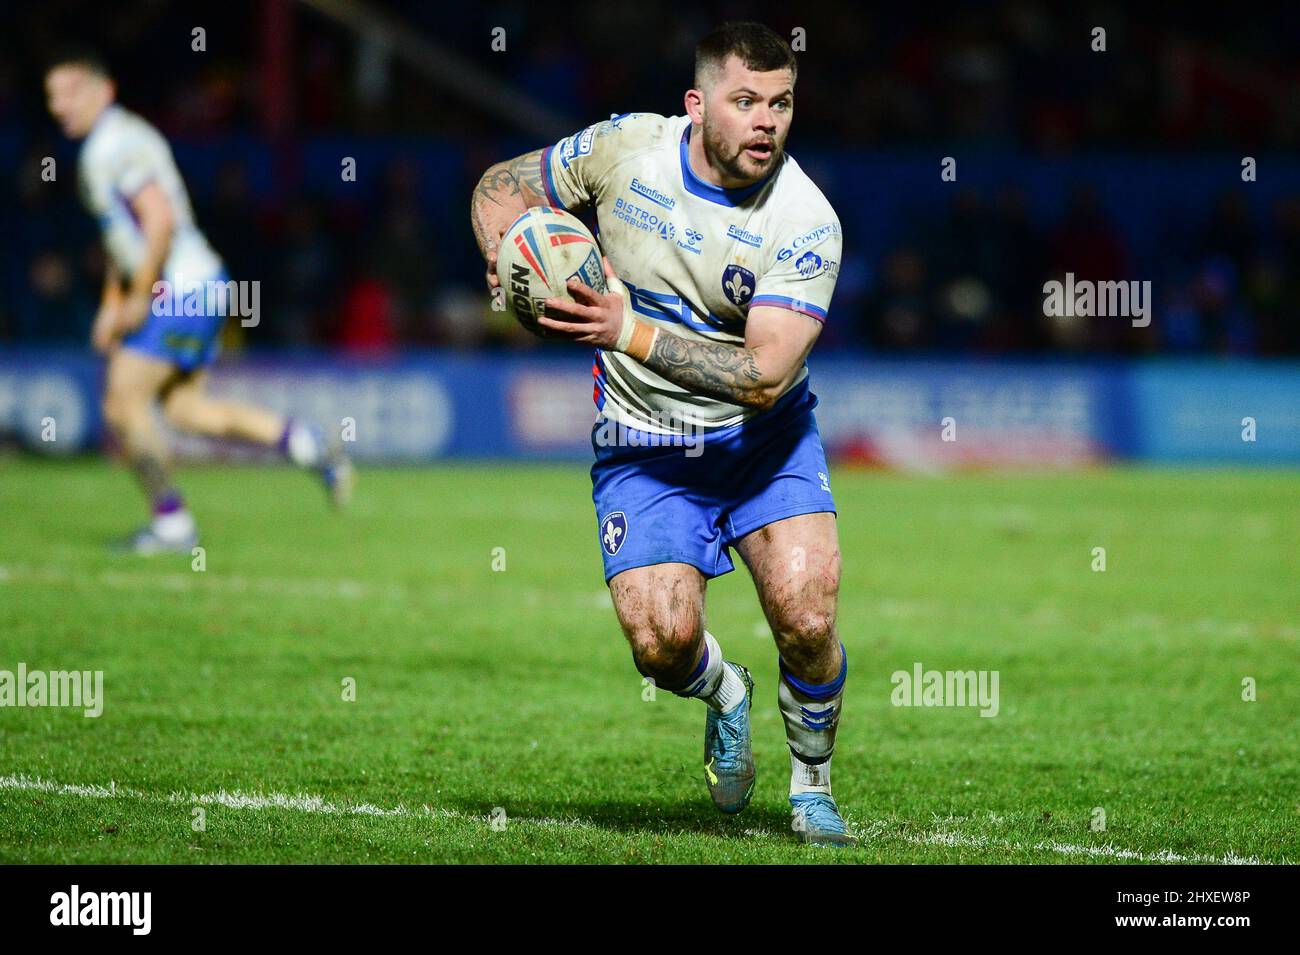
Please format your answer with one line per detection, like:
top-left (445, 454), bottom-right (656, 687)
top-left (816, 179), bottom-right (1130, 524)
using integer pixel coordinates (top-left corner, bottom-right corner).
top-left (45, 66), bottom-right (111, 139)
top-left (701, 56), bottom-right (793, 186)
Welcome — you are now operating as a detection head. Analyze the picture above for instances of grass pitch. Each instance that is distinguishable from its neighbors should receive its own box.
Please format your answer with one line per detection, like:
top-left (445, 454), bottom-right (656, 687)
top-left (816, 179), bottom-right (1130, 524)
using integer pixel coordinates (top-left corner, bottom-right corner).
top-left (0, 457), bottom-right (1295, 863)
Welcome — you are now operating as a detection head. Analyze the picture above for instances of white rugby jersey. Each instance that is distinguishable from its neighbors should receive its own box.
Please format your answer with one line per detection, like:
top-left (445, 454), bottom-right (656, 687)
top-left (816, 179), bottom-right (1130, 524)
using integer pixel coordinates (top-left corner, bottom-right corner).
top-left (542, 112), bottom-right (842, 433)
top-left (77, 104), bottom-right (223, 284)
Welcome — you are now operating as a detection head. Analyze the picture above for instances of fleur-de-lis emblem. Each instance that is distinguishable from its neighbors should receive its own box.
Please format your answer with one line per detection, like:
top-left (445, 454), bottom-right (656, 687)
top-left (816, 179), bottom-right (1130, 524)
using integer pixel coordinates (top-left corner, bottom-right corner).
top-left (722, 265), bottom-right (755, 306)
top-left (601, 511), bottom-right (628, 555)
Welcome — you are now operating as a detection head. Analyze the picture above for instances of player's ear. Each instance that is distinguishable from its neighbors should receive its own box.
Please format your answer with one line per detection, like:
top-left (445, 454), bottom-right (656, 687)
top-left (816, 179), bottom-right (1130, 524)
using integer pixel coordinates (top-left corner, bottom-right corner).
top-left (684, 88), bottom-right (704, 123)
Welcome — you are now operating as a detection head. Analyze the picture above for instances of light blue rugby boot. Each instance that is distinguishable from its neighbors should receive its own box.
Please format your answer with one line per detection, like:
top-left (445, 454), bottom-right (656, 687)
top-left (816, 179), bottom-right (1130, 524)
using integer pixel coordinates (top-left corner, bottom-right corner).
top-left (703, 663), bottom-right (756, 814)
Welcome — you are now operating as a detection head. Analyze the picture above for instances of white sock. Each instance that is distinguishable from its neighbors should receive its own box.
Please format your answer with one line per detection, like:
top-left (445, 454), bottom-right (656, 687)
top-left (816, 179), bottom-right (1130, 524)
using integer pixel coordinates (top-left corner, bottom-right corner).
top-left (778, 648), bottom-right (846, 796)
top-left (681, 630), bottom-right (747, 712)
top-left (703, 662), bottom-right (747, 713)
top-left (285, 420), bottom-right (324, 468)
top-left (152, 509), bottom-right (196, 542)
top-left (790, 751), bottom-right (832, 796)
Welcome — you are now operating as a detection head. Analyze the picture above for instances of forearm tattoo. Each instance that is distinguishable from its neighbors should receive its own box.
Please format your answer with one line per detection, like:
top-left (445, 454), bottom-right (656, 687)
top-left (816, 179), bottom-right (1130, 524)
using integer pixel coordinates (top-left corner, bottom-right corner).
top-left (642, 331), bottom-right (765, 406)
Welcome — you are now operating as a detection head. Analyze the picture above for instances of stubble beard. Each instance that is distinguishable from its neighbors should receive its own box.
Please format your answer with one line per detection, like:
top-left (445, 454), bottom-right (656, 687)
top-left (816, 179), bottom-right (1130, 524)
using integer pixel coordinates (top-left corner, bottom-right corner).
top-left (702, 116), bottom-right (782, 187)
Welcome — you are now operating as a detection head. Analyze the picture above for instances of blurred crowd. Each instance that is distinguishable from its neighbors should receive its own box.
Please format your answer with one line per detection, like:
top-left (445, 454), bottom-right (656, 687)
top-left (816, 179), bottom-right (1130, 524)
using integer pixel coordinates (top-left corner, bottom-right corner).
top-left (853, 186), bottom-right (1300, 355)
top-left (2, 0), bottom-right (1298, 355)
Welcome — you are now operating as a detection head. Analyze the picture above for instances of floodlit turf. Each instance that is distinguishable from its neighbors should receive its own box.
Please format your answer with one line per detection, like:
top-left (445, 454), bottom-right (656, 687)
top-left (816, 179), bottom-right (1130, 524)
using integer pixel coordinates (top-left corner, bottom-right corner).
top-left (0, 456), bottom-right (1295, 864)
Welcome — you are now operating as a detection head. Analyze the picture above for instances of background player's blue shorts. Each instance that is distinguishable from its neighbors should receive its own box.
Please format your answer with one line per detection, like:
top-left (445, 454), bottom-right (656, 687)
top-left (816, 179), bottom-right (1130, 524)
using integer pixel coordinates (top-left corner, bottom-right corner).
top-left (121, 270), bottom-right (229, 372)
top-left (591, 378), bottom-right (836, 582)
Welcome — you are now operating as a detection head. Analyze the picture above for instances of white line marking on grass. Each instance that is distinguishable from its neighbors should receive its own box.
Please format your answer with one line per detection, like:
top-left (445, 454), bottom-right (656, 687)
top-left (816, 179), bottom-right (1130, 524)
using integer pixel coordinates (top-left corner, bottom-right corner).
top-left (0, 563), bottom-right (399, 602)
top-left (0, 774), bottom-right (1276, 863)
top-left (0, 773), bottom-right (600, 832)
top-left (0, 564), bottom-right (612, 610)
top-left (857, 820), bottom-right (1278, 865)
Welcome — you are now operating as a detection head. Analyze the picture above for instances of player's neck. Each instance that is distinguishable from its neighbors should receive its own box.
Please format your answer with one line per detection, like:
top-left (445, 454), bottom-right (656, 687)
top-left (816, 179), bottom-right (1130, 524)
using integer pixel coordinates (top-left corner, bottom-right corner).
top-left (86, 101), bottom-right (119, 134)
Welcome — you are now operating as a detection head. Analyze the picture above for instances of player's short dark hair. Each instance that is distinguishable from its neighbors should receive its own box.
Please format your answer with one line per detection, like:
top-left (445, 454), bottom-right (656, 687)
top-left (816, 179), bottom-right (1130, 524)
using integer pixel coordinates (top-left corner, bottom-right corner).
top-left (695, 22), bottom-right (797, 89)
top-left (45, 46), bottom-right (112, 79)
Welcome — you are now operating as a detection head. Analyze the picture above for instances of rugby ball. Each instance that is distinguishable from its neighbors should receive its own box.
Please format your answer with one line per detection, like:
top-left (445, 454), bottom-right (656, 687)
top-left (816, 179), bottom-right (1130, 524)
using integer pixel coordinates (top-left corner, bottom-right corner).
top-left (497, 206), bottom-right (606, 335)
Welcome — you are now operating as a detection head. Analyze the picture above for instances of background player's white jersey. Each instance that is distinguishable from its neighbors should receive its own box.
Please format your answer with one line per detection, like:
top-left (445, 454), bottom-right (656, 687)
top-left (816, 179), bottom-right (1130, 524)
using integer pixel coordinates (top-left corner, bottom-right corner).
top-left (77, 104), bottom-right (223, 284)
top-left (543, 112), bottom-right (842, 434)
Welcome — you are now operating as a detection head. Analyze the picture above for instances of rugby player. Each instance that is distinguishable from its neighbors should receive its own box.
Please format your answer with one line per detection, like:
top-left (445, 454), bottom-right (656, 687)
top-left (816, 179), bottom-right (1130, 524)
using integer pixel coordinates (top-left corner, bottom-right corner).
top-left (471, 22), bottom-right (850, 845)
top-left (45, 51), bottom-right (352, 553)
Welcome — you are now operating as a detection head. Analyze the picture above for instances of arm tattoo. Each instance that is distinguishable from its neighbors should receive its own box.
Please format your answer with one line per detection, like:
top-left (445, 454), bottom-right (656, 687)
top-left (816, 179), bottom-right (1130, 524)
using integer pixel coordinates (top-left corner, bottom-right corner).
top-left (504, 149), bottom-right (547, 201)
top-left (473, 148), bottom-right (545, 208)
top-left (642, 331), bottom-right (766, 406)
top-left (470, 148), bottom-right (547, 256)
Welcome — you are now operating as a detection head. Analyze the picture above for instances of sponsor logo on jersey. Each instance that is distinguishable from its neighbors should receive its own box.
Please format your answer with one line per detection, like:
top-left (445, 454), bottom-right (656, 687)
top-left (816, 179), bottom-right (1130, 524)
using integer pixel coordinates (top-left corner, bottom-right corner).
top-left (726, 224), bottom-right (764, 248)
top-left (676, 226), bottom-right (704, 256)
top-left (600, 511), bottom-right (628, 556)
top-left (722, 265), bottom-right (756, 307)
top-left (795, 256), bottom-right (838, 280)
top-left (795, 251), bottom-right (824, 278)
top-left (559, 125), bottom-right (598, 169)
top-left (624, 281), bottom-right (741, 336)
top-left (613, 197), bottom-right (676, 240)
top-left (776, 222), bottom-right (841, 261)
top-left (629, 177), bottom-right (676, 210)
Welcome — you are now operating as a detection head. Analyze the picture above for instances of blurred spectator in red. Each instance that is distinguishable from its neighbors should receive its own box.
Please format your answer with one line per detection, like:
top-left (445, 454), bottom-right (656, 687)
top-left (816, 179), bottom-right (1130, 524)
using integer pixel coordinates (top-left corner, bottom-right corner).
top-left (336, 275), bottom-right (398, 355)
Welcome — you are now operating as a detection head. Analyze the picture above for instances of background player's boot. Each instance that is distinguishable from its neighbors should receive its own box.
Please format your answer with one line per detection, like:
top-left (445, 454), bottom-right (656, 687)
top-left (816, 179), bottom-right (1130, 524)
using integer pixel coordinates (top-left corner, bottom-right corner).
top-left (703, 663), bottom-right (755, 814)
top-left (110, 509), bottom-right (198, 555)
top-left (320, 438), bottom-right (354, 509)
top-left (282, 418), bottom-right (353, 508)
top-left (790, 793), bottom-right (856, 847)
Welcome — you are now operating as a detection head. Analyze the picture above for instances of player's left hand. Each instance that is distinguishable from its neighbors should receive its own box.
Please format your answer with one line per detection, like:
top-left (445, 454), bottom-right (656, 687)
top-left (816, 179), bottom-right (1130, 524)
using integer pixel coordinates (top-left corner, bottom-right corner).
top-left (90, 305), bottom-right (122, 355)
top-left (538, 257), bottom-right (628, 349)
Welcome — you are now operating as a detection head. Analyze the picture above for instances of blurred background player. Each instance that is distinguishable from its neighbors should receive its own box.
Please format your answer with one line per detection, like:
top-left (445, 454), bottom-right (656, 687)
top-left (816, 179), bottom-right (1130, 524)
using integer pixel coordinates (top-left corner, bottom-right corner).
top-left (44, 49), bottom-right (353, 554)
top-left (472, 22), bottom-right (852, 845)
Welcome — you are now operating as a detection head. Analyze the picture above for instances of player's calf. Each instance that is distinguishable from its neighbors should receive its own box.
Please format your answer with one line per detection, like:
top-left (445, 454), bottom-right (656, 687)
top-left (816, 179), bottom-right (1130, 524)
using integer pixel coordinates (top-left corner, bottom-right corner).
top-left (769, 604), bottom-right (840, 681)
top-left (103, 381), bottom-right (197, 554)
top-left (163, 383), bottom-right (353, 509)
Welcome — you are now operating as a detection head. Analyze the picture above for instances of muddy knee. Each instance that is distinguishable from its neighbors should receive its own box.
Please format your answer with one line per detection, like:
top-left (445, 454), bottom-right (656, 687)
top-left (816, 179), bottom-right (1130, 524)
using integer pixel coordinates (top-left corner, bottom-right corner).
top-left (771, 605), bottom-right (838, 676)
top-left (628, 612), bottom-right (704, 688)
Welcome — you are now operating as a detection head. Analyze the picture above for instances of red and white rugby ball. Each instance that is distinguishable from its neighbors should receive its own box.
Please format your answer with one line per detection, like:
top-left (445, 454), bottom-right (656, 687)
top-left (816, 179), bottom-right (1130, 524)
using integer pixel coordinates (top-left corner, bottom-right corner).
top-left (497, 206), bottom-right (606, 336)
